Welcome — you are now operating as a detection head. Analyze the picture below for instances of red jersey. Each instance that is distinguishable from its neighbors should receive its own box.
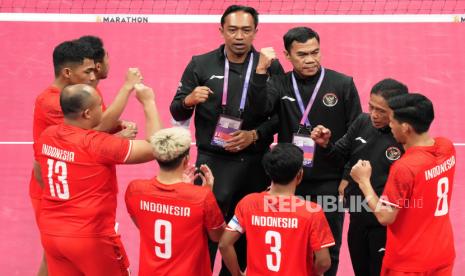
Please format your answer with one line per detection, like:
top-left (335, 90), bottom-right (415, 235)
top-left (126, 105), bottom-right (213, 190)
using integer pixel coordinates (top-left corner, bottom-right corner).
top-left (30, 85), bottom-right (107, 199)
top-left (34, 123), bottom-right (131, 237)
top-left (125, 178), bottom-right (224, 276)
top-left (227, 192), bottom-right (335, 276)
top-left (380, 137), bottom-right (456, 271)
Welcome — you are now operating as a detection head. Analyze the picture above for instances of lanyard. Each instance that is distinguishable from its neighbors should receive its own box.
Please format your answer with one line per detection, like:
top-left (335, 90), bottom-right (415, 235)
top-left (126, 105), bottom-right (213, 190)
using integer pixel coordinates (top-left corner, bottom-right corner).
top-left (222, 51), bottom-right (254, 113)
top-left (291, 67), bottom-right (325, 128)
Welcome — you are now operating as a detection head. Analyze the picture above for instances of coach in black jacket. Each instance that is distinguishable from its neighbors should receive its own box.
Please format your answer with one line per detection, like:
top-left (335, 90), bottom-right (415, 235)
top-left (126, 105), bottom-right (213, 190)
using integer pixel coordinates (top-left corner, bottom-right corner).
top-left (312, 78), bottom-right (408, 276)
top-left (249, 26), bottom-right (361, 276)
top-left (170, 5), bottom-right (284, 275)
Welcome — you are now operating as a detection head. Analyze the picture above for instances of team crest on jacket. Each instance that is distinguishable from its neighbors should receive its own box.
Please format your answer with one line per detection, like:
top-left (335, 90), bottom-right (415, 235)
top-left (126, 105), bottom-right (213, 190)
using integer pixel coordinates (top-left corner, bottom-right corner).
top-left (322, 93), bottom-right (338, 107)
top-left (385, 146), bottom-right (401, 161)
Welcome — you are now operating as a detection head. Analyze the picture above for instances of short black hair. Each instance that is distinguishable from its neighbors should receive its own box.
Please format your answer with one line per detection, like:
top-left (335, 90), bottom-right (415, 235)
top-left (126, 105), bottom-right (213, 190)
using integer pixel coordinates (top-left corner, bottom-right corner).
top-left (60, 84), bottom-right (93, 119)
top-left (77, 35), bottom-right (105, 63)
top-left (262, 143), bottom-right (303, 185)
top-left (388, 93), bottom-right (434, 134)
top-left (157, 149), bottom-right (190, 171)
top-left (370, 78), bottom-right (409, 100)
top-left (221, 5), bottom-right (259, 28)
top-left (283, 27), bottom-right (320, 52)
top-left (53, 40), bottom-right (94, 78)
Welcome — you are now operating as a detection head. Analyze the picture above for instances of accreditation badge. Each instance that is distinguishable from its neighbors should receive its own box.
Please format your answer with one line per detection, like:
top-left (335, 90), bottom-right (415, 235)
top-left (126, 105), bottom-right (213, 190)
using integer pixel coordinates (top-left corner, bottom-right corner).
top-left (292, 134), bottom-right (315, 167)
top-left (211, 114), bottom-right (243, 147)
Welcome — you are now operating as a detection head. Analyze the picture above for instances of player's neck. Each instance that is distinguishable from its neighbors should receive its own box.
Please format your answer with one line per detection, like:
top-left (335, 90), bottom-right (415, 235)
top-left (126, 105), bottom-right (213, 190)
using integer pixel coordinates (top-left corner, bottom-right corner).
top-left (404, 132), bottom-right (434, 149)
top-left (268, 182), bottom-right (296, 196)
top-left (225, 47), bottom-right (248, 63)
top-left (53, 78), bottom-right (69, 90)
top-left (156, 170), bottom-right (184, 185)
top-left (63, 118), bottom-right (93, 130)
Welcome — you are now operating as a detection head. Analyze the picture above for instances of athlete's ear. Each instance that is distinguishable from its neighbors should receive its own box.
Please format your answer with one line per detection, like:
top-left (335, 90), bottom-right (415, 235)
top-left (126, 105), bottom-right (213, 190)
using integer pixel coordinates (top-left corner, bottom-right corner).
top-left (62, 67), bottom-right (72, 79)
top-left (82, 108), bottom-right (91, 119)
top-left (401, 122), bottom-right (410, 134)
top-left (180, 154), bottom-right (189, 169)
top-left (295, 168), bottom-right (304, 186)
top-left (283, 50), bottom-right (291, 61)
top-left (95, 62), bottom-right (102, 73)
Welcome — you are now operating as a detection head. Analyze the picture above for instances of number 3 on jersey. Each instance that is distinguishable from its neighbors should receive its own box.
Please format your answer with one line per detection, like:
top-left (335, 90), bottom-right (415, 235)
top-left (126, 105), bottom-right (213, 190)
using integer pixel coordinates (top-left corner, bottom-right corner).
top-left (46, 158), bottom-right (69, 199)
top-left (265, 230), bottom-right (282, 272)
top-left (154, 219), bottom-right (172, 259)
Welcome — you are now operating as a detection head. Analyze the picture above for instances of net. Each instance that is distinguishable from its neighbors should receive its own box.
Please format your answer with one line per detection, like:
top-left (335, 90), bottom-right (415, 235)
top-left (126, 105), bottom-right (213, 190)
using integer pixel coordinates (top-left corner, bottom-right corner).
top-left (1, 0), bottom-right (464, 14)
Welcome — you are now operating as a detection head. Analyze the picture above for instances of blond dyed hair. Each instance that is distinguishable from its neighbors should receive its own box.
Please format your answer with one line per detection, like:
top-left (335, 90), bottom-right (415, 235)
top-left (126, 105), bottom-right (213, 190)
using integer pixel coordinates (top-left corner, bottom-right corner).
top-left (150, 127), bottom-right (191, 162)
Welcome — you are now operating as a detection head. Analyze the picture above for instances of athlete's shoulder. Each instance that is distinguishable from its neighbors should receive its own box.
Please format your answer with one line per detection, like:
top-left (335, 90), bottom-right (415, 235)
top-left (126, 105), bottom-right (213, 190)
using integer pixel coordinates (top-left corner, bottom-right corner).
top-left (324, 68), bottom-right (353, 80)
top-left (178, 183), bottom-right (213, 201)
top-left (127, 178), bottom-right (154, 196)
top-left (435, 137), bottom-right (455, 153)
top-left (192, 46), bottom-right (222, 64)
top-left (37, 124), bottom-right (60, 140)
top-left (35, 86), bottom-right (61, 109)
top-left (295, 198), bottom-right (324, 219)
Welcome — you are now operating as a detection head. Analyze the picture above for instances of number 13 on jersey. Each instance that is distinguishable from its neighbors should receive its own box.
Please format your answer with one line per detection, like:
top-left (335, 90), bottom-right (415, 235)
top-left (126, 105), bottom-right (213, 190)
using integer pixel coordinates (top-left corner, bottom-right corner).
top-left (47, 158), bottom-right (69, 199)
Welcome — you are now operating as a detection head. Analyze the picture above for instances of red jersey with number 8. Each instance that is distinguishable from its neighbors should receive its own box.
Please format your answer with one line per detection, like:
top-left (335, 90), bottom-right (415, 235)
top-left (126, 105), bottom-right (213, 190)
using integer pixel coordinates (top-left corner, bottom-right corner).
top-left (380, 137), bottom-right (456, 271)
top-left (34, 123), bottom-right (131, 237)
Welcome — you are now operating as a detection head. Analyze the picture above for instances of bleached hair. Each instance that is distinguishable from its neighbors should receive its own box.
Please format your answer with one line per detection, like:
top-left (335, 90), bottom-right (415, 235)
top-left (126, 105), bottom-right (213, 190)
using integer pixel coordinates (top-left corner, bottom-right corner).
top-left (150, 127), bottom-right (192, 162)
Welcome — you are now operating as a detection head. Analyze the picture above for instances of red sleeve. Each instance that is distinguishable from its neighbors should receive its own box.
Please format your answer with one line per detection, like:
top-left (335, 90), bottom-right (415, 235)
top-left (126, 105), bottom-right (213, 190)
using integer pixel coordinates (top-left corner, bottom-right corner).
top-left (125, 182), bottom-right (136, 217)
top-left (309, 206), bottom-right (335, 250)
top-left (95, 87), bottom-right (107, 111)
top-left (33, 96), bottom-right (63, 142)
top-left (226, 199), bottom-right (246, 233)
top-left (380, 162), bottom-right (414, 208)
top-left (203, 189), bottom-right (225, 230)
top-left (89, 132), bottom-right (132, 165)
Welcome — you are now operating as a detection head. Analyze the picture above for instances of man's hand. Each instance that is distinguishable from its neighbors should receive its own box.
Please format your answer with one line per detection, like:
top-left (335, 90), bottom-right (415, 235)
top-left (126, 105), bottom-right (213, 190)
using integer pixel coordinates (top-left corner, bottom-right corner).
top-left (338, 179), bottom-right (349, 203)
top-left (115, 120), bottom-right (138, 140)
top-left (224, 130), bottom-right (255, 152)
top-left (123, 68), bottom-right (143, 91)
top-left (182, 164), bottom-right (197, 183)
top-left (134, 83), bottom-right (155, 104)
top-left (311, 125), bottom-right (331, 148)
top-left (256, 47), bottom-right (277, 74)
top-left (199, 164), bottom-right (214, 190)
top-left (350, 160), bottom-right (372, 187)
top-left (184, 86), bottom-right (213, 107)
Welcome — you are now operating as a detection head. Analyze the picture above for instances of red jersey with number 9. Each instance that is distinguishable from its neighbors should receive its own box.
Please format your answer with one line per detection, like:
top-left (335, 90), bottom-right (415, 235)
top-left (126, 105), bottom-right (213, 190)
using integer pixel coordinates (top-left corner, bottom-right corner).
top-left (227, 192), bottom-right (335, 276)
top-left (125, 178), bottom-right (224, 276)
top-left (380, 137), bottom-right (456, 271)
top-left (34, 123), bottom-right (130, 237)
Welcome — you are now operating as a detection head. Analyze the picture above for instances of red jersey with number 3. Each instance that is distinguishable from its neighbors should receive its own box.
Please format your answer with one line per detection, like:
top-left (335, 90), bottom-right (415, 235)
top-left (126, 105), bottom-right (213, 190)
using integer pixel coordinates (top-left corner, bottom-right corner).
top-left (30, 86), bottom-right (107, 199)
top-left (380, 137), bottom-right (456, 271)
top-left (227, 192), bottom-right (335, 276)
top-left (125, 178), bottom-right (224, 276)
top-left (34, 123), bottom-right (131, 237)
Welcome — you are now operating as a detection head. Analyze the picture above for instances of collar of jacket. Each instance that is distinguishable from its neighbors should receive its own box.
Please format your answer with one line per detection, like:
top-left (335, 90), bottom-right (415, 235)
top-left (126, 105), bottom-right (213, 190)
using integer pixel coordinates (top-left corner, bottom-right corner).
top-left (292, 68), bottom-right (323, 85)
top-left (217, 44), bottom-right (258, 60)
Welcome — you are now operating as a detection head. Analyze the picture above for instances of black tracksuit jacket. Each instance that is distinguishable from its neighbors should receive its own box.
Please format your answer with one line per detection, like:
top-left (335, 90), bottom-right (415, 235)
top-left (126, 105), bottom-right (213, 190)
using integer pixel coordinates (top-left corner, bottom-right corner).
top-left (249, 68), bottom-right (362, 194)
top-left (324, 113), bottom-right (404, 216)
top-left (170, 44), bottom-right (284, 156)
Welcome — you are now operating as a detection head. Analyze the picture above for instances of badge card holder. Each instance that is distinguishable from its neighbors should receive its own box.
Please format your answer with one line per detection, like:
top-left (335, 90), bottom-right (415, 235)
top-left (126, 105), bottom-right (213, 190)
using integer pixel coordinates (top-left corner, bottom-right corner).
top-left (290, 67), bottom-right (325, 168)
top-left (293, 129), bottom-right (315, 168)
top-left (210, 50), bottom-right (253, 148)
top-left (211, 115), bottom-right (243, 147)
